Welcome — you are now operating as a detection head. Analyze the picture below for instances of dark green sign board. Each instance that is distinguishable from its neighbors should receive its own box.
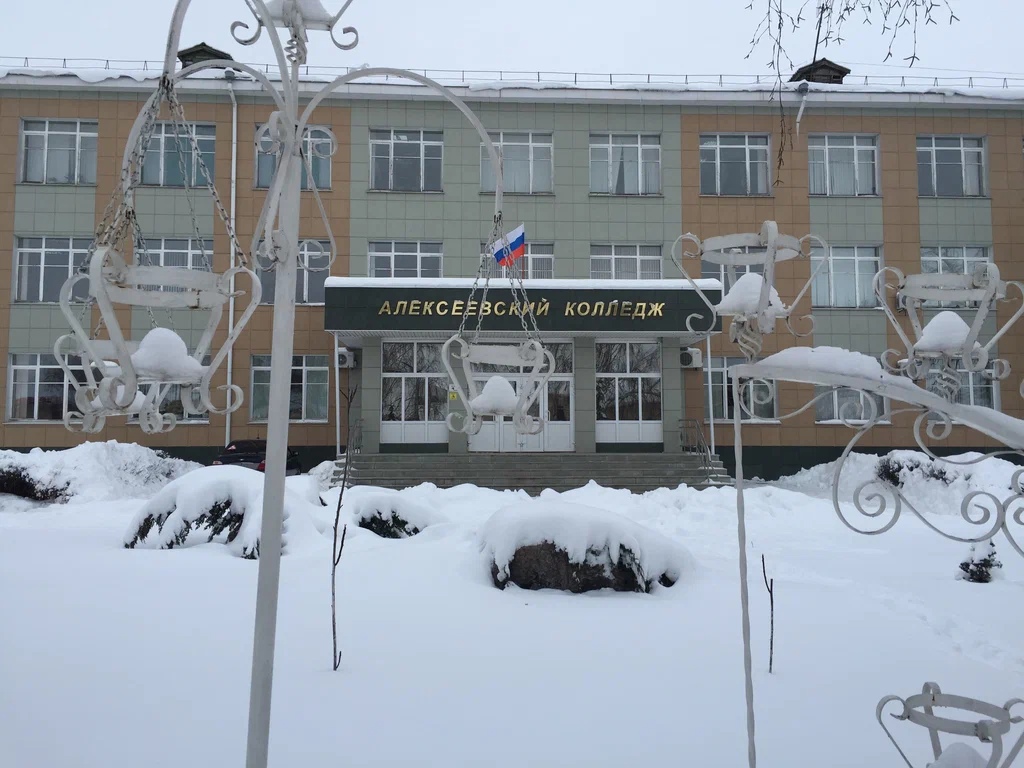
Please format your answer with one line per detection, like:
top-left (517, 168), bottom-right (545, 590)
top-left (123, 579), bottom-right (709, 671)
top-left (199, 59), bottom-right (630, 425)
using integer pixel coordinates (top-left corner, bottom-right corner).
top-left (324, 284), bottom-right (722, 335)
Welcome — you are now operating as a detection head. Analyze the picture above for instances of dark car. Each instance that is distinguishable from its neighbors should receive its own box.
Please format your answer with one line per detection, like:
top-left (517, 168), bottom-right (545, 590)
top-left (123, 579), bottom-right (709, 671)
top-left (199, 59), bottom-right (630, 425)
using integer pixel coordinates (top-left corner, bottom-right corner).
top-left (212, 440), bottom-right (302, 475)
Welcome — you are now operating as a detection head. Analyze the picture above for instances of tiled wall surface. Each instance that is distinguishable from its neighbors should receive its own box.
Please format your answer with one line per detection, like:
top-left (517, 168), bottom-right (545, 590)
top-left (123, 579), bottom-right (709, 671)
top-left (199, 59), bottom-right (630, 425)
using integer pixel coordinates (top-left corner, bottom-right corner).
top-left (1, 85), bottom-right (1023, 467)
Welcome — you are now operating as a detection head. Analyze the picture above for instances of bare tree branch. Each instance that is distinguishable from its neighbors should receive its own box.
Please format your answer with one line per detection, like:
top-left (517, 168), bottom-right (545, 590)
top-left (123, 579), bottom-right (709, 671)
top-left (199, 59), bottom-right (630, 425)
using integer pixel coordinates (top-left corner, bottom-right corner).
top-left (745, 1), bottom-right (959, 178)
top-left (331, 382), bottom-right (358, 672)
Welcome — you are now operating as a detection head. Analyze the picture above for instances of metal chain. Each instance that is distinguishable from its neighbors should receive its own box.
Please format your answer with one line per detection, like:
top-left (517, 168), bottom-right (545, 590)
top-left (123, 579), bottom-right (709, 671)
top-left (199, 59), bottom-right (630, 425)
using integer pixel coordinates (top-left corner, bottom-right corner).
top-left (456, 212), bottom-right (502, 342)
top-left (168, 118), bottom-right (213, 272)
top-left (165, 85), bottom-right (247, 269)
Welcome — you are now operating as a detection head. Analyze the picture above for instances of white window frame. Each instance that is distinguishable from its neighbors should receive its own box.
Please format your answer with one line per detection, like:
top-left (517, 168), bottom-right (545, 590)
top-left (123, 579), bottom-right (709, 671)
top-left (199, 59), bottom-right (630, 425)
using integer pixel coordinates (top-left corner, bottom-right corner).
top-left (595, 342), bottom-right (663, 423)
top-left (480, 131), bottom-right (553, 194)
top-left (258, 240), bottom-right (330, 305)
top-left (590, 244), bottom-right (662, 280)
top-left (250, 354), bottom-right (330, 423)
top-left (369, 241), bottom-right (443, 278)
top-left (926, 364), bottom-right (999, 414)
top-left (920, 245), bottom-right (991, 308)
top-left (13, 236), bottom-right (92, 303)
top-left (707, 356), bottom-right (778, 422)
top-left (256, 125), bottom-right (333, 190)
top-left (138, 238), bottom-right (213, 293)
top-left (699, 134), bottom-right (770, 196)
top-left (810, 245), bottom-right (882, 308)
top-left (917, 136), bottom-right (986, 197)
top-left (20, 119), bottom-right (98, 185)
top-left (483, 242), bottom-right (555, 279)
top-left (813, 386), bottom-right (888, 424)
top-left (808, 134), bottom-right (878, 196)
top-left (369, 129), bottom-right (443, 192)
top-left (588, 133), bottom-right (661, 195)
top-left (380, 342), bottom-right (449, 425)
top-left (7, 353), bottom-right (84, 422)
top-left (141, 122), bottom-right (216, 187)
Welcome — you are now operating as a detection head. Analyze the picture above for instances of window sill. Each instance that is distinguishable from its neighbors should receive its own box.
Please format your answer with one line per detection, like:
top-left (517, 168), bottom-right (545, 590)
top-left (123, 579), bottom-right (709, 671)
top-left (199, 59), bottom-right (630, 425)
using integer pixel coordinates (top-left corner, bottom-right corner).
top-left (254, 186), bottom-right (333, 193)
top-left (16, 181), bottom-right (97, 188)
top-left (588, 193), bottom-right (664, 199)
top-left (368, 189), bottom-right (444, 195)
top-left (698, 193), bottom-right (773, 199)
top-left (808, 194), bottom-right (881, 199)
top-left (918, 195), bottom-right (990, 201)
top-left (479, 191), bottom-right (555, 197)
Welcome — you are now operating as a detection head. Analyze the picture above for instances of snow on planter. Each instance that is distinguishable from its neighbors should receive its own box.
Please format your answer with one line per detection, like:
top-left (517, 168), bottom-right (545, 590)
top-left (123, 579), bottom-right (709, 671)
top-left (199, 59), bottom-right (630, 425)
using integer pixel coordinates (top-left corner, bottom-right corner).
top-left (0, 441), bottom-right (198, 503)
top-left (470, 375), bottom-right (519, 416)
top-left (123, 465), bottom-right (322, 559)
top-left (914, 310), bottom-right (979, 355)
top-left (480, 500), bottom-right (690, 593)
top-left (715, 273), bottom-right (786, 317)
top-left (349, 491), bottom-right (447, 538)
top-left (130, 327), bottom-right (207, 381)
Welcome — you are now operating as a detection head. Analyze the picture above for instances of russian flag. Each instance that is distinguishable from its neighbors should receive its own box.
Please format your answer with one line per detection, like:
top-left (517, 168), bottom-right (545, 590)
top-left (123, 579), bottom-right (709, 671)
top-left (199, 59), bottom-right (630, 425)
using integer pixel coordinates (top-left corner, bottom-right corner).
top-left (492, 224), bottom-right (526, 267)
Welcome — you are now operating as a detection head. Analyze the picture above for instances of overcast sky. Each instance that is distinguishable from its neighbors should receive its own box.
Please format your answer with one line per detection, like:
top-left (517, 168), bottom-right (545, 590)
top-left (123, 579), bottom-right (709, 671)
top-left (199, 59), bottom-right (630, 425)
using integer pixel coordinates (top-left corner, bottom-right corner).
top-left (1, 0), bottom-right (1019, 82)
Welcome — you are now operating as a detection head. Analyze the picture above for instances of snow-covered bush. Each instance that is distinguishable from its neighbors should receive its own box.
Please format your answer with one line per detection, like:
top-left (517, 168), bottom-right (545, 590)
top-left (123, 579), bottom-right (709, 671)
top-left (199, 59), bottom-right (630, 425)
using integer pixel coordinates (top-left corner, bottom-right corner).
top-left (957, 540), bottom-right (1002, 584)
top-left (124, 465), bottom-right (321, 559)
top-left (480, 500), bottom-right (690, 594)
top-left (349, 492), bottom-right (446, 538)
top-left (876, 453), bottom-right (954, 489)
top-left (0, 441), bottom-right (198, 503)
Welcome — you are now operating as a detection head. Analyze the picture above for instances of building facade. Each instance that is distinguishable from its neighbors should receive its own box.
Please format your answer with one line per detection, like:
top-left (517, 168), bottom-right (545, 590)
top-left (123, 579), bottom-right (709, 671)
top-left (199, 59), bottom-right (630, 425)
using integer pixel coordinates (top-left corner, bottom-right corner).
top-left (1, 62), bottom-right (1023, 478)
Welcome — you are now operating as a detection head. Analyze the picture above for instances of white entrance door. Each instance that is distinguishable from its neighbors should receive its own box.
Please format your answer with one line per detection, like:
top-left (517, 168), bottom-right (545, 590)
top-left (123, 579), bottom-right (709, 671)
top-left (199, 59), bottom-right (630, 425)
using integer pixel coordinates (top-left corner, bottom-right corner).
top-left (469, 375), bottom-right (574, 452)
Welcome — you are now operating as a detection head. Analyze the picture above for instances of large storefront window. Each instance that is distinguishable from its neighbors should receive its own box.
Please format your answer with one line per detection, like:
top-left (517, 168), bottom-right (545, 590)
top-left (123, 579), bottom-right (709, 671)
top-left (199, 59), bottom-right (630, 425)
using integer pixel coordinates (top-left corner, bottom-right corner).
top-left (595, 341), bottom-right (662, 444)
top-left (380, 342), bottom-right (449, 444)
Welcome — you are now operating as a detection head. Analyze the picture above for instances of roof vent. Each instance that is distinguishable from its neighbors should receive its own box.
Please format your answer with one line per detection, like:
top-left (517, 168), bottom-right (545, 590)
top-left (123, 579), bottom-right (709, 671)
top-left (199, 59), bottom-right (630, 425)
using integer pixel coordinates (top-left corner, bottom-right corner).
top-left (177, 42), bottom-right (235, 70)
top-left (789, 58), bottom-right (851, 85)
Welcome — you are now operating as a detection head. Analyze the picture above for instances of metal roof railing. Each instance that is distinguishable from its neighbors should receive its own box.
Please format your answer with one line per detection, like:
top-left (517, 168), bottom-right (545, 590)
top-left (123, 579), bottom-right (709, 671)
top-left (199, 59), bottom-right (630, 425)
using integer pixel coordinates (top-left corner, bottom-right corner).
top-left (3, 56), bottom-right (1024, 90)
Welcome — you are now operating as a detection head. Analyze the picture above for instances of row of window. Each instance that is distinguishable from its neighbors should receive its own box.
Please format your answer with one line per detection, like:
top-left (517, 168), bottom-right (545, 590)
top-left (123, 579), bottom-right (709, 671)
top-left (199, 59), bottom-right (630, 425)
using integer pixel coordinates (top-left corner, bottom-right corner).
top-left (12, 235), bottom-right (992, 309)
top-left (8, 346), bottom-right (996, 426)
top-left (18, 119), bottom-right (994, 199)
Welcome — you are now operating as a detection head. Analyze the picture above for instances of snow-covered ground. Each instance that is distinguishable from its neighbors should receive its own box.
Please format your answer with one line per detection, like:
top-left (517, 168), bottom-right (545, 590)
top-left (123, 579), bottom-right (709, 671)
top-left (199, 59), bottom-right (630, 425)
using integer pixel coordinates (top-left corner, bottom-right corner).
top-left (1, 449), bottom-right (1022, 767)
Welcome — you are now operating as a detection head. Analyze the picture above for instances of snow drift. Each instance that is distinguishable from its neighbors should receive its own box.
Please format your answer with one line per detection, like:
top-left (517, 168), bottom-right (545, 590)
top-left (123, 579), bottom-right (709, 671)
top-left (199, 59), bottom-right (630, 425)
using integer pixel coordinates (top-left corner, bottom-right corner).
top-left (0, 441), bottom-right (198, 504)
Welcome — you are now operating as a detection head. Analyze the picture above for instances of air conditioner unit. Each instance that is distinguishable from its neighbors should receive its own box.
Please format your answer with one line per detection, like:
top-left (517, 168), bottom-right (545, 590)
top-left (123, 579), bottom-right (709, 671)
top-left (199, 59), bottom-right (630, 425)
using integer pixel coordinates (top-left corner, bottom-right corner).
top-left (896, 292), bottom-right (909, 313)
top-left (680, 347), bottom-right (703, 369)
top-left (337, 347), bottom-right (360, 369)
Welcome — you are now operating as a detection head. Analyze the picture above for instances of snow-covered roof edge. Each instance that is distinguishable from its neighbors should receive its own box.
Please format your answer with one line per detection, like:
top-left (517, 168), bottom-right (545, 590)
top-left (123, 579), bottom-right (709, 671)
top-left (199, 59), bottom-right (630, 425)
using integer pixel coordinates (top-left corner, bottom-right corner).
top-left (3, 67), bottom-right (1024, 109)
top-left (325, 277), bottom-right (723, 291)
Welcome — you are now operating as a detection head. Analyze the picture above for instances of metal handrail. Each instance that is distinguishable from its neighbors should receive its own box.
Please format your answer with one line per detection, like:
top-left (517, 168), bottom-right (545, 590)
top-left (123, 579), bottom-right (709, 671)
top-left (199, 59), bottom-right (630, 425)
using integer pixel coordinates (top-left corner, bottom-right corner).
top-left (679, 417), bottom-right (715, 483)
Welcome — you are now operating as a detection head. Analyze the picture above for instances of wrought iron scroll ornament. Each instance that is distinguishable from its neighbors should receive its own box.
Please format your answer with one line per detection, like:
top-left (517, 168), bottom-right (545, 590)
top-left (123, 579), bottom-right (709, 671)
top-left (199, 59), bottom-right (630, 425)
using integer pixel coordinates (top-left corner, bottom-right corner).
top-left (671, 220), bottom-right (829, 361)
top-left (874, 262), bottom-right (1024, 403)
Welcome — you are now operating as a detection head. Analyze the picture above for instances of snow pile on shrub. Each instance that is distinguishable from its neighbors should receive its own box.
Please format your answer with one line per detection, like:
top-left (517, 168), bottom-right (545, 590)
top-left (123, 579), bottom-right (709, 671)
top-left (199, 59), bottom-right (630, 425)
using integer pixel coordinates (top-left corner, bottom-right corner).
top-left (715, 273), bottom-right (786, 317)
top-left (480, 500), bottom-right (690, 592)
top-left (775, 449), bottom-right (1021, 515)
top-left (0, 441), bottom-right (199, 503)
top-left (123, 465), bottom-right (322, 559)
top-left (347, 490), bottom-right (447, 538)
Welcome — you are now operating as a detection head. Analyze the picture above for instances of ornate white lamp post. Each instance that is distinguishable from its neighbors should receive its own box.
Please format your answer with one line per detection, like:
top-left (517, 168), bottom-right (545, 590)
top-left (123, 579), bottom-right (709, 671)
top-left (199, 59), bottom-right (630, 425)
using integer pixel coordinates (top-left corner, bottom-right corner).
top-left (726, 261), bottom-right (1024, 767)
top-left (57, 1), bottom-right (511, 766)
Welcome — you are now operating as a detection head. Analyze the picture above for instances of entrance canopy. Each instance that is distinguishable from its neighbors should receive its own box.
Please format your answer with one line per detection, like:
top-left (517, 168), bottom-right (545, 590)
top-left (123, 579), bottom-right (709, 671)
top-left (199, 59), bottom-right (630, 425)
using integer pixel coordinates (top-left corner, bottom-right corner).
top-left (324, 277), bottom-right (723, 345)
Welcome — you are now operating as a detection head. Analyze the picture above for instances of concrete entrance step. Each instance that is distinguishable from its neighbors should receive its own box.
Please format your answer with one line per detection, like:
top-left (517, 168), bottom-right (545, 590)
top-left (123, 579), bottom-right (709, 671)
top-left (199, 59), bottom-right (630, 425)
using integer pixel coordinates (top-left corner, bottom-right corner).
top-left (331, 452), bottom-right (733, 493)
